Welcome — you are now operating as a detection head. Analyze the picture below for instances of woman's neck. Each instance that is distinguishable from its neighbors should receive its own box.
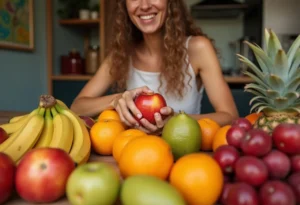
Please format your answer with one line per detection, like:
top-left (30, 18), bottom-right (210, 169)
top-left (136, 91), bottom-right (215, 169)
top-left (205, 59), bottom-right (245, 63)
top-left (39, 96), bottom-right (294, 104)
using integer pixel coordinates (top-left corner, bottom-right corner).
top-left (141, 32), bottom-right (163, 57)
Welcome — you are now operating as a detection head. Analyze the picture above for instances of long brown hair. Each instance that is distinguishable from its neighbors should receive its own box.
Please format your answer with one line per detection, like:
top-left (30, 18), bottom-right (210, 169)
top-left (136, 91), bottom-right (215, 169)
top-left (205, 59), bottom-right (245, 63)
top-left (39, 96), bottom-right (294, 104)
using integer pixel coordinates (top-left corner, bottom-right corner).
top-left (108, 0), bottom-right (208, 99)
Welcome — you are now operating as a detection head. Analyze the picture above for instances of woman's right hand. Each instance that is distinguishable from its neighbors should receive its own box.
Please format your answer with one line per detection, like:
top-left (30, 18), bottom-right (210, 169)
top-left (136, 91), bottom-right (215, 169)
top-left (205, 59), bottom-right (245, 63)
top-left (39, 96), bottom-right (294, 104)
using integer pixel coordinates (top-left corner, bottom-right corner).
top-left (112, 86), bottom-right (154, 128)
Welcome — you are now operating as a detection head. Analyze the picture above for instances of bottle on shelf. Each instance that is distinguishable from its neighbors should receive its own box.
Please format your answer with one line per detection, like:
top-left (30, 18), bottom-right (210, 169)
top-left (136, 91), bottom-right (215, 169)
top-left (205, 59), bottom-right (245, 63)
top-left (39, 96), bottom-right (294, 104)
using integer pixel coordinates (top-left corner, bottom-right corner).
top-left (85, 45), bottom-right (100, 75)
top-left (60, 49), bottom-right (84, 75)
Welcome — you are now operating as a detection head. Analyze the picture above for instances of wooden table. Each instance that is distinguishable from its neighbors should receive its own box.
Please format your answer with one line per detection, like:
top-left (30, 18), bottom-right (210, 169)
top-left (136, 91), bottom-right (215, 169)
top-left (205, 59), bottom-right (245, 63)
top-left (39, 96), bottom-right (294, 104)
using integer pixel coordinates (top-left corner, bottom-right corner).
top-left (0, 111), bottom-right (121, 205)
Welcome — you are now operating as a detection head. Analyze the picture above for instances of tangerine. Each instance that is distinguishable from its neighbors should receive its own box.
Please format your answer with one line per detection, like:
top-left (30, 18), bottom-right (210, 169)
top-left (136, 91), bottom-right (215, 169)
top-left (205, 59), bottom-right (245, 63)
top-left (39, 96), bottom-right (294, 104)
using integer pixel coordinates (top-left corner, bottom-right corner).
top-left (245, 112), bottom-right (262, 125)
top-left (169, 153), bottom-right (224, 205)
top-left (98, 109), bottom-right (121, 122)
top-left (90, 120), bottom-right (125, 155)
top-left (119, 135), bottom-right (174, 180)
top-left (197, 118), bottom-right (220, 151)
top-left (212, 125), bottom-right (231, 152)
top-left (112, 129), bottom-right (147, 162)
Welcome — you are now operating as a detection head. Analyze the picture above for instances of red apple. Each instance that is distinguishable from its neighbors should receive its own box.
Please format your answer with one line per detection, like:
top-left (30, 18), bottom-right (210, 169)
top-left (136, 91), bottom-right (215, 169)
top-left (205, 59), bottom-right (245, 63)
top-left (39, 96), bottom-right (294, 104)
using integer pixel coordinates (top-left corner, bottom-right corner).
top-left (0, 153), bottom-right (15, 204)
top-left (134, 92), bottom-right (167, 124)
top-left (0, 127), bottom-right (9, 144)
top-left (79, 116), bottom-right (96, 129)
top-left (15, 148), bottom-right (75, 203)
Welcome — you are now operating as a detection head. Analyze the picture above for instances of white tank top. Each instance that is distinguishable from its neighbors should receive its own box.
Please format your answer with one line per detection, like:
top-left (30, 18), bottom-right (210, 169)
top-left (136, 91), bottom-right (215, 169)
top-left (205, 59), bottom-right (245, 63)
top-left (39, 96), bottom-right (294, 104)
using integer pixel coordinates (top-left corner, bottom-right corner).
top-left (126, 36), bottom-right (204, 114)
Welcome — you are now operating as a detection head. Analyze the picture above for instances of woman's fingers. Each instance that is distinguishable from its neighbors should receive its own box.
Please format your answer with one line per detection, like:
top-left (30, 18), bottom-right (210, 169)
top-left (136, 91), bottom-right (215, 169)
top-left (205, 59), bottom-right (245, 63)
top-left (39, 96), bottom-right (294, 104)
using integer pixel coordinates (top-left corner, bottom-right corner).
top-left (117, 98), bottom-right (138, 126)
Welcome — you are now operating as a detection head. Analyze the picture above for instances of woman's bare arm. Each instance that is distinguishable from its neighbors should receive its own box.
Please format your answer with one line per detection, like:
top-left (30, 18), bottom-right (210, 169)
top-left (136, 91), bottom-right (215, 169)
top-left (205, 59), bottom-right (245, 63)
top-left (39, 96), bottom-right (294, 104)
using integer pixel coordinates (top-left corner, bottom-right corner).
top-left (70, 56), bottom-right (122, 117)
top-left (188, 36), bottom-right (239, 126)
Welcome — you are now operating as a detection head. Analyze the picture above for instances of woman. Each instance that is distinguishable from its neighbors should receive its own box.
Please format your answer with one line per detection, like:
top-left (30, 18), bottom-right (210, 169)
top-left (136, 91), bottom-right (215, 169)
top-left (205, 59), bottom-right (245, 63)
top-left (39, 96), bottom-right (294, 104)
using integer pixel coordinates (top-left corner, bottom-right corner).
top-left (71, 0), bottom-right (239, 134)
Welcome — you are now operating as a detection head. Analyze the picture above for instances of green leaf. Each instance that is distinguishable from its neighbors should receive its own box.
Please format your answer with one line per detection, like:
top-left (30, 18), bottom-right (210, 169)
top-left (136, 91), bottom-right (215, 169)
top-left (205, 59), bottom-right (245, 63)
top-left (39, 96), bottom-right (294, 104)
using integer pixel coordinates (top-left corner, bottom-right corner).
top-left (250, 102), bottom-right (269, 113)
top-left (274, 97), bottom-right (289, 109)
top-left (274, 49), bottom-right (288, 81)
top-left (289, 106), bottom-right (300, 113)
top-left (289, 48), bottom-right (300, 77)
top-left (249, 96), bottom-right (270, 105)
top-left (257, 105), bottom-right (273, 114)
top-left (266, 90), bottom-right (280, 98)
top-left (268, 74), bottom-right (285, 93)
top-left (243, 71), bottom-right (269, 89)
top-left (264, 28), bottom-right (270, 49)
top-left (245, 84), bottom-right (268, 96)
top-left (287, 76), bottom-right (300, 91)
top-left (237, 54), bottom-right (266, 81)
top-left (244, 41), bottom-right (273, 74)
top-left (285, 92), bottom-right (300, 105)
top-left (268, 30), bottom-right (283, 61)
top-left (287, 34), bottom-right (300, 67)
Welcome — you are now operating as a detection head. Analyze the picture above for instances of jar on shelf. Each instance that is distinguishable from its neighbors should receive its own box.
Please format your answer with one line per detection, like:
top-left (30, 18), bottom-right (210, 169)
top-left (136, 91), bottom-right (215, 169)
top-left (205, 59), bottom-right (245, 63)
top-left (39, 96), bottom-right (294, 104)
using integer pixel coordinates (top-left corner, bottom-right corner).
top-left (61, 49), bottom-right (84, 75)
top-left (85, 45), bottom-right (100, 75)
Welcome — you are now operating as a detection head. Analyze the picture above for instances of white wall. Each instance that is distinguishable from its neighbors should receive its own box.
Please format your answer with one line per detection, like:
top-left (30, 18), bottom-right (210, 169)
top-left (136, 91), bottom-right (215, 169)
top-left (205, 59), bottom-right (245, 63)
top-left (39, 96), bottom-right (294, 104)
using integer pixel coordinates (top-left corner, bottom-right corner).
top-left (263, 0), bottom-right (300, 35)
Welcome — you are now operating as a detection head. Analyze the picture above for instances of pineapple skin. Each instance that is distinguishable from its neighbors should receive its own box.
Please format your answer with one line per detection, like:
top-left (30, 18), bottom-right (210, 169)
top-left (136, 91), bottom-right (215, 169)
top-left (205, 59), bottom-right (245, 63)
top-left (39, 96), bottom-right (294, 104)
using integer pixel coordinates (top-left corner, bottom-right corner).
top-left (254, 113), bottom-right (300, 134)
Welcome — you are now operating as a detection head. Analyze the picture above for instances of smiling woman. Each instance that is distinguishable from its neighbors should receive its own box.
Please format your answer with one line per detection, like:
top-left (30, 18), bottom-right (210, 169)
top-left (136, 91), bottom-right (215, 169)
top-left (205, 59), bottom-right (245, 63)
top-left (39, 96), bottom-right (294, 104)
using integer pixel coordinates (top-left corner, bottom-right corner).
top-left (70, 0), bottom-right (239, 135)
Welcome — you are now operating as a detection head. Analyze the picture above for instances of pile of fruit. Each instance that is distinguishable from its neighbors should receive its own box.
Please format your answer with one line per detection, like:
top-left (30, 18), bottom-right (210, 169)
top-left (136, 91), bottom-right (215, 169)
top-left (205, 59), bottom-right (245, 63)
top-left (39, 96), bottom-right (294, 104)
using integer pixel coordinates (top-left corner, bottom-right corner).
top-left (214, 118), bottom-right (300, 205)
top-left (0, 95), bottom-right (91, 166)
top-left (0, 28), bottom-right (299, 205)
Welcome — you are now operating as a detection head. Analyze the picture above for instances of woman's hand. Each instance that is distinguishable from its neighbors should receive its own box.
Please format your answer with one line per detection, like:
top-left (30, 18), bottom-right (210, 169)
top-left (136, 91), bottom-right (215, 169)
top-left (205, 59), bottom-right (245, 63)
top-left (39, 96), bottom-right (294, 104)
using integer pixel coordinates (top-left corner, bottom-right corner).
top-left (137, 106), bottom-right (174, 135)
top-left (112, 86), bottom-right (154, 127)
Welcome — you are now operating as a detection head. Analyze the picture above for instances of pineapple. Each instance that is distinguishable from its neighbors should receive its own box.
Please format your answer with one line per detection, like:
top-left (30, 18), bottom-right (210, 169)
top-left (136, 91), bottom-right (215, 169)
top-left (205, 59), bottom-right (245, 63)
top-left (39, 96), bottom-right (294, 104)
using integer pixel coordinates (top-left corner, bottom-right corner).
top-left (237, 28), bottom-right (300, 134)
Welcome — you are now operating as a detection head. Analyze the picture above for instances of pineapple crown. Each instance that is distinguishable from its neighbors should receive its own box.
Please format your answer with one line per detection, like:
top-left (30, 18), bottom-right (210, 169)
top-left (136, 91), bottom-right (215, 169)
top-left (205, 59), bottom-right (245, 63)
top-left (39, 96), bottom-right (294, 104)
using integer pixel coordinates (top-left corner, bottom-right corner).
top-left (237, 28), bottom-right (300, 114)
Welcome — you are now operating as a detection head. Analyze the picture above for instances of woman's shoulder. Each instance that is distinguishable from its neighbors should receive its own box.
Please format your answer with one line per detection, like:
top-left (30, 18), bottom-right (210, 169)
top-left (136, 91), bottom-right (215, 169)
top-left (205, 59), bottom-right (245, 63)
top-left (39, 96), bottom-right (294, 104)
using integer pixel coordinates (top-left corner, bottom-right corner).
top-left (187, 35), bottom-right (215, 53)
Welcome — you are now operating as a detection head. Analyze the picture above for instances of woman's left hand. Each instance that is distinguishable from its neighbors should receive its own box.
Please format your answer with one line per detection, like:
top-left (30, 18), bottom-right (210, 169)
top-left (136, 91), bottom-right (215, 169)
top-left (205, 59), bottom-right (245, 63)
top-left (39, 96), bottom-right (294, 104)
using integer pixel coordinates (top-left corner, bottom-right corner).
top-left (136, 106), bottom-right (174, 135)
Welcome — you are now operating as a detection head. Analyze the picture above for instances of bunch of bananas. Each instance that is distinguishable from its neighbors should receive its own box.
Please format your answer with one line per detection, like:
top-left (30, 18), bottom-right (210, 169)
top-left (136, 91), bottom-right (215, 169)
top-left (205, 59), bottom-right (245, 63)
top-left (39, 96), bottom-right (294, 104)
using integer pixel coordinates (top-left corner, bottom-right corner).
top-left (0, 95), bottom-right (91, 165)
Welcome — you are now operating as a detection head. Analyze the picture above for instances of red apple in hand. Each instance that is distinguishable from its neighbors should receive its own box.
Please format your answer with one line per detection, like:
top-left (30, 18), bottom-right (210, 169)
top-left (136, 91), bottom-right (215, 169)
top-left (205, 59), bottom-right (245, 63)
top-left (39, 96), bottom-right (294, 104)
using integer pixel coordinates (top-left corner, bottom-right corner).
top-left (0, 127), bottom-right (9, 144)
top-left (134, 92), bottom-right (167, 124)
top-left (0, 153), bottom-right (15, 204)
top-left (15, 148), bottom-right (75, 203)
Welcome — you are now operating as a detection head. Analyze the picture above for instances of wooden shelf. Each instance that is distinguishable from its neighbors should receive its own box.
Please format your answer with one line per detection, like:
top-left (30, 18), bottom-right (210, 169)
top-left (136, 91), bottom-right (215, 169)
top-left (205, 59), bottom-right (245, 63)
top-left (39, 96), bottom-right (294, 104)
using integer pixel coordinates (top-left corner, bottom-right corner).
top-left (224, 76), bottom-right (253, 84)
top-left (52, 75), bottom-right (93, 81)
top-left (59, 19), bottom-right (100, 26)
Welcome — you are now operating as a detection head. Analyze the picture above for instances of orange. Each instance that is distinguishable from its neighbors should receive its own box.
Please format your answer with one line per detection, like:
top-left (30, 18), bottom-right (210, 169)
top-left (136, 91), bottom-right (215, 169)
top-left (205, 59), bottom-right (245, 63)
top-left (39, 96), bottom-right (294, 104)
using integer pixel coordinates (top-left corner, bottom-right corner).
top-left (90, 120), bottom-right (125, 155)
top-left (112, 129), bottom-right (147, 162)
top-left (98, 109), bottom-right (121, 122)
top-left (212, 125), bottom-right (231, 152)
top-left (169, 153), bottom-right (224, 205)
top-left (245, 112), bottom-right (262, 125)
top-left (119, 135), bottom-right (174, 180)
top-left (197, 118), bottom-right (221, 151)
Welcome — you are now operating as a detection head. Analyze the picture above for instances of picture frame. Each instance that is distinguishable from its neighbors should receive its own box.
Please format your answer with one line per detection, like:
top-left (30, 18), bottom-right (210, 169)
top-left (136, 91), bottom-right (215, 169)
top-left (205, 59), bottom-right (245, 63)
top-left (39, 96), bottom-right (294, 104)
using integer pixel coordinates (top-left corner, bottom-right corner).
top-left (0, 0), bottom-right (34, 51)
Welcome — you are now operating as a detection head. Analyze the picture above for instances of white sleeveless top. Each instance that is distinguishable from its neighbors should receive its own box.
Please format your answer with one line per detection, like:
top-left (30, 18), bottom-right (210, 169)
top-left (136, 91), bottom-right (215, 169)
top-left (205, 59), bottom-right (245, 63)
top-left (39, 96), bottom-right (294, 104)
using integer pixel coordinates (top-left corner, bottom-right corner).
top-left (126, 36), bottom-right (204, 114)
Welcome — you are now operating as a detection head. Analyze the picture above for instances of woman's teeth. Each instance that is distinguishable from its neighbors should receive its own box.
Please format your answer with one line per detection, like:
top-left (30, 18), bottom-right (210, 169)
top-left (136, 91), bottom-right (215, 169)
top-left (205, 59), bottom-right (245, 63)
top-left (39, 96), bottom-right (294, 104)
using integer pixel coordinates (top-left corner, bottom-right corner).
top-left (140, 14), bottom-right (155, 20)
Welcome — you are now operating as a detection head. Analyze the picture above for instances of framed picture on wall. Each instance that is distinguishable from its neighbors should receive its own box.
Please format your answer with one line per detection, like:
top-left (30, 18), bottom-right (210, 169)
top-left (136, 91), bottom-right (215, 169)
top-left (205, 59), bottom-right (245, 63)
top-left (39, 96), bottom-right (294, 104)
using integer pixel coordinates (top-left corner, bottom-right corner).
top-left (0, 0), bottom-right (34, 51)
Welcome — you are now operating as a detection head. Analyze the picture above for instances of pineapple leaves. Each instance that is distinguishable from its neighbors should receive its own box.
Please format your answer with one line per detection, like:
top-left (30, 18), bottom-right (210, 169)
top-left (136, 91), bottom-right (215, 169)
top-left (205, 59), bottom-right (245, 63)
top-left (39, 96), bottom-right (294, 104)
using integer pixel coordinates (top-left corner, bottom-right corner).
top-left (244, 41), bottom-right (272, 74)
top-left (274, 50), bottom-right (288, 81)
top-left (237, 54), bottom-right (265, 81)
top-left (267, 30), bottom-right (283, 61)
top-left (287, 34), bottom-right (300, 68)
top-left (289, 48), bottom-right (300, 78)
top-left (245, 88), bottom-right (273, 104)
top-left (274, 97), bottom-right (289, 109)
top-left (243, 71), bottom-right (269, 89)
top-left (245, 84), bottom-right (279, 98)
top-left (250, 102), bottom-right (269, 113)
top-left (285, 92), bottom-right (300, 106)
top-left (287, 76), bottom-right (300, 91)
top-left (257, 105), bottom-right (273, 114)
top-left (264, 28), bottom-right (270, 49)
top-left (249, 96), bottom-right (270, 106)
top-left (268, 74), bottom-right (285, 93)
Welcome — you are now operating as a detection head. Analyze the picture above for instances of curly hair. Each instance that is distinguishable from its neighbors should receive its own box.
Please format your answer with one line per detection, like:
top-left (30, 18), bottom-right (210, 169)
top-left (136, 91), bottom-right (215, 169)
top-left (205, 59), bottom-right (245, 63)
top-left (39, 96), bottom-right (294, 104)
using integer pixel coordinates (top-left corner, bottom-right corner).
top-left (108, 0), bottom-right (208, 99)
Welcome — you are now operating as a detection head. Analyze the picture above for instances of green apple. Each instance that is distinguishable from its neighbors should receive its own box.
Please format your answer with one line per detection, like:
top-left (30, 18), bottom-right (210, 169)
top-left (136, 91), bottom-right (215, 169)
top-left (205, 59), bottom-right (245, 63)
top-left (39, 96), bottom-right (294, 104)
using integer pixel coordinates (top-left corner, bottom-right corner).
top-left (66, 162), bottom-right (121, 205)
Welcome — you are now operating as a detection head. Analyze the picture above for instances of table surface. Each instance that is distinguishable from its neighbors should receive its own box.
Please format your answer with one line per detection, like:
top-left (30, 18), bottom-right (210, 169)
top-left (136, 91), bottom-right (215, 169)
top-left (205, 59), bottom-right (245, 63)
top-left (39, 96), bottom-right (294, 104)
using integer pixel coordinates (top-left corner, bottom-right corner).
top-left (1, 111), bottom-right (122, 205)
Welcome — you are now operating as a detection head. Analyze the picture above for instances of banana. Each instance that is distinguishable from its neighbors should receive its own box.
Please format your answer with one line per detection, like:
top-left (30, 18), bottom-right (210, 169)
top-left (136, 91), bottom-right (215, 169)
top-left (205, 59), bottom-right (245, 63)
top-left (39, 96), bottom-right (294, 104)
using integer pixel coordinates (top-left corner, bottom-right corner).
top-left (55, 103), bottom-right (91, 165)
top-left (55, 99), bottom-right (69, 109)
top-left (0, 108), bottom-right (40, 134)
top-left (34, 108), bottom-right (54, 148)
top-left (9, 114), bottom-right (28, 123)
top-left (48, 107), bottom-right (74, 153)
top-left (0, 108), bottom-right (41, 152)
top-left (2, 108), bottom-right (45, 162)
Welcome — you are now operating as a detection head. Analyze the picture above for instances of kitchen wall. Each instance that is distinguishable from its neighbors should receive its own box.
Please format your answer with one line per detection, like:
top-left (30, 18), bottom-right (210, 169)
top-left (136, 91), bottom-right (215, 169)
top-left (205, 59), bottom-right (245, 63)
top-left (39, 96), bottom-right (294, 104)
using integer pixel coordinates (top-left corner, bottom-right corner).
top-left (186, 0), bottom-right (245, 72)
top-left (0, 0), bottom-right (47, 112)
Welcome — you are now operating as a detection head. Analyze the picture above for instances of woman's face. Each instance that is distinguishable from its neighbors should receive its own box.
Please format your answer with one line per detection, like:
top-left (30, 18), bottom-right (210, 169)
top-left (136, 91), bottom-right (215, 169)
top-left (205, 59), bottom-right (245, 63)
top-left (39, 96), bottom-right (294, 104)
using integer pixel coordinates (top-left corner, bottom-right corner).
top-left (126, 0), bottom-right (168, 35)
